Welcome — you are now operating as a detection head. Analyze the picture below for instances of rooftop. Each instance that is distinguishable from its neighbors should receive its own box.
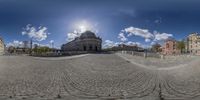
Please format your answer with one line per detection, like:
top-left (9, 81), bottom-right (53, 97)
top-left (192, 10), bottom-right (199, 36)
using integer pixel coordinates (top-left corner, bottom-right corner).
top-left (80, 31), bottom-right (97, 39)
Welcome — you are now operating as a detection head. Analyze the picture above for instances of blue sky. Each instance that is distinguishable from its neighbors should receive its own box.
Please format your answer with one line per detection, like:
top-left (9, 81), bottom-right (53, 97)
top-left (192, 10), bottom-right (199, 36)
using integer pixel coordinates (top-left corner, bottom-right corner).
top-left (0, 0), bottom-right (200, 48)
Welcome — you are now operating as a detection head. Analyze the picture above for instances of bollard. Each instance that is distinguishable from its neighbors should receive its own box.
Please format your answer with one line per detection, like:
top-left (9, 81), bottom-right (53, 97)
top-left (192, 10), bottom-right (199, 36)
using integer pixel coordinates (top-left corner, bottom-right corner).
top-left (161, 54), bottom-right (165, 59)
top-left (144, 52), bottom-right (147, 58)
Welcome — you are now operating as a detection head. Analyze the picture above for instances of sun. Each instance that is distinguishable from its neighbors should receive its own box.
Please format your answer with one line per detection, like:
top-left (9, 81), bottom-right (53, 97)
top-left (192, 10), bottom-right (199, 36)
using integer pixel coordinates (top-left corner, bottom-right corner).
top-left (79, 25), bottom-right (87, 33)
top-left (74, 20), bottom-right (92, 33)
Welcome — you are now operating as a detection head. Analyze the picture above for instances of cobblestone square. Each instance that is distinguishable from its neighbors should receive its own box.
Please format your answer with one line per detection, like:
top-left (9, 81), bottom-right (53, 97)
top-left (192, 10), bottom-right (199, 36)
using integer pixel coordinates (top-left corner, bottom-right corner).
top-left (0, 54), bottom-right (200, 100)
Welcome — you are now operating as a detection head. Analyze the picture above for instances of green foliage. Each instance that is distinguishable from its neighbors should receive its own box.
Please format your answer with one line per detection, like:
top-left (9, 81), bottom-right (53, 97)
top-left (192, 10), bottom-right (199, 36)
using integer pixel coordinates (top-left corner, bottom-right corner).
top-left (151, 43), bottom-right (162, 52)
top-left (177, 40), bottom-right (185, 53)
top-left (33, 46), bottom-right (51, 54)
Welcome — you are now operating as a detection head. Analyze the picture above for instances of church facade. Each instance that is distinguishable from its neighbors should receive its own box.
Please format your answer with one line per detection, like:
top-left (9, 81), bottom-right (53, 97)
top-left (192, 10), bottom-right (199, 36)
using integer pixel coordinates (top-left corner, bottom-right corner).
top-left (61, 31), bottom-right (102, 52)
top-left (0, 37), bottom-right (5, 55)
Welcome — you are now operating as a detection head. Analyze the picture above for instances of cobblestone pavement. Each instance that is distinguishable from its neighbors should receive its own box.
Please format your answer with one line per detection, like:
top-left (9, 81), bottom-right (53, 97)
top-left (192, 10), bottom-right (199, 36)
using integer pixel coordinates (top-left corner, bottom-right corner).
top-left (0, 54), bottom-right (200, 100)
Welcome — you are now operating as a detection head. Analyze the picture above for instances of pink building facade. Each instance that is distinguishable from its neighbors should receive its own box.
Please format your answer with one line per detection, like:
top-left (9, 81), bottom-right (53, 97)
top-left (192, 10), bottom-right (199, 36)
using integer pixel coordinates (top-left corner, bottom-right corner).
top-left (162, 39), bottom-right (180, 55)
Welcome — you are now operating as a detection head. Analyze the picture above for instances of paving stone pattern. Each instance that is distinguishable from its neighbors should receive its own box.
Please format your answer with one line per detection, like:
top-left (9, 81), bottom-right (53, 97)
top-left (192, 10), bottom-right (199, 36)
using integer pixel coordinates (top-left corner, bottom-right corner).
top-left (0, 54), bottom-right (200, 100)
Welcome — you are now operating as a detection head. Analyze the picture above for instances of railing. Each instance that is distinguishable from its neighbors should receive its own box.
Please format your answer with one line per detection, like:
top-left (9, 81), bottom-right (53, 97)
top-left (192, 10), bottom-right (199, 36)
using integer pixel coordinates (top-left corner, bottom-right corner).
top-left (31, 51), bottom-right (88, 57)
top-left (118, 51), bottom-right (162, 58)
top-left (61, 51), bottom-right (88, 56)
top-left (118, 50), bottom-right (197, 59)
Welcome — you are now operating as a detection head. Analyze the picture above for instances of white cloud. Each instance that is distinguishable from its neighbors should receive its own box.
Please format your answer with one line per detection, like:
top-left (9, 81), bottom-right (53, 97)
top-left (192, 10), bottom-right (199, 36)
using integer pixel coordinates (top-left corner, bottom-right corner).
top-left (103, 40), bottom-right (123, 48)
top-left (151, 41), bottom-right (156, 45)
top-left (7, 41), bottom-right (50, 48)
top-left (118, 32), bottom-right (127, 42)
top-left (145, 38), bottom-right (151, 42)
top-left (124, 27), bottom-right (154, 40)
top-left (125, 41), bottom-right (141, 46)
top-left (67, 20), bottom-right (99, 42)
top-left (32, 42), bottom-right (50, 47)
top-left (66, 29), bottom-right (99, 42)
top-left (154, 31), bottom-right (173, 41)
top-left (103, 40), bottom-right (144, 49)
top-left (67, 30), bottom-right (82, 42)
top-left (74, 20), bottom-right (99, 34)
top-left (125, 41), bottom-right (149, 48)
top-left (22, 24), bottom-right (50, 41)
top-left (49, 40), bottom-right (54, 48)
top-left (7, 40), bottom-right (23, 47)
top-left (103, 40), bottom-right (116, 48)
top-left (121, 26), bottom-right (173, 43)
top-left (50, 40), bottom-right (54, 44)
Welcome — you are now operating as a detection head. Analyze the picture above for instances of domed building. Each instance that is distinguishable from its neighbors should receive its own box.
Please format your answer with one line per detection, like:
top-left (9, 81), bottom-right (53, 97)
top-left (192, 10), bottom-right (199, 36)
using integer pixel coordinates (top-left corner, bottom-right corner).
top-left (61, 31), bottom-right (102, 52)
top-left (0, 37), bottom-right (5, 55)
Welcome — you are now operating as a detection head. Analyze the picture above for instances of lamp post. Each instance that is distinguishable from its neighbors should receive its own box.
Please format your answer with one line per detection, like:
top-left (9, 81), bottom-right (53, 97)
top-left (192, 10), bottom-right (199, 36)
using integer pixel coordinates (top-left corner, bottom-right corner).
top-left (30, 38), bottom-right (33, 55)
top-left (52, 42), bottom-right (54, 49)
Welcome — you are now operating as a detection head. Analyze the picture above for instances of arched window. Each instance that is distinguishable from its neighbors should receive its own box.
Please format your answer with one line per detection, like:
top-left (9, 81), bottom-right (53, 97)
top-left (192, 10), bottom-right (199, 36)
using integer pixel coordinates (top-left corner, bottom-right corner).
top-left (95, 46), bottom-right (98, 51)
top-left (83, 46), bottom-right (86, 51)
top-left (166, 43), bottom-right (169, 48)
top-left (89, 45), bottom-right (93, 51)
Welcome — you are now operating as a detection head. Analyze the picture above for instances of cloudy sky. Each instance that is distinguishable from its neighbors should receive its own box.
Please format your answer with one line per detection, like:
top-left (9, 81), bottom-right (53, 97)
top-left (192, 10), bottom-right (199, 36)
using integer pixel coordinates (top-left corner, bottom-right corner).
top-left (0, 0), bottom-right (200, 48)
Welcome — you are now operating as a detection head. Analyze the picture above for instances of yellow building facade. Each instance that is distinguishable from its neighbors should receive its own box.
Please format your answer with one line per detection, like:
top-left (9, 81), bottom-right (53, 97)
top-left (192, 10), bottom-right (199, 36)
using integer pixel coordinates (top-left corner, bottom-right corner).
top-left (0, 37), bottom-right (5, 55)
top-left (187, 33), bottom-right (200, 55)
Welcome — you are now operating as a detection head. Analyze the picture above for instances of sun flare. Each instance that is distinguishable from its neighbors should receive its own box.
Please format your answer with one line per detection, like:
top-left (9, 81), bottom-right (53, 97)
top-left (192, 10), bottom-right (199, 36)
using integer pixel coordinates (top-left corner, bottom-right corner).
top-left (74, 20), bottom-right (92, 33)
top-left (79, 25), bottom-right (87, 33)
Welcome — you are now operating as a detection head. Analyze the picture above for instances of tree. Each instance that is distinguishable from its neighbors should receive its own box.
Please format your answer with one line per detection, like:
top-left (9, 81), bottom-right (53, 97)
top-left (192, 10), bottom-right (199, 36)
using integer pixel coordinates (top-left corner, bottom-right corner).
top-left (33, 46), bottom-right (51, 54)
top-left (151, 43), bottom-right (162, 53)
top-left (7, 46), bottom-right (15, 53)
top-left (177, 40), bottom-right (185, 53)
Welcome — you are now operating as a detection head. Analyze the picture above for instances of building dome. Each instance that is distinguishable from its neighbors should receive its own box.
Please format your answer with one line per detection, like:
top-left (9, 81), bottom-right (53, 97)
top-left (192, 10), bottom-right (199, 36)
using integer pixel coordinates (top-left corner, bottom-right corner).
top-left (80, 31), bottom-right (96, 39)
top-left (61, 30), bottom-right (102, 52)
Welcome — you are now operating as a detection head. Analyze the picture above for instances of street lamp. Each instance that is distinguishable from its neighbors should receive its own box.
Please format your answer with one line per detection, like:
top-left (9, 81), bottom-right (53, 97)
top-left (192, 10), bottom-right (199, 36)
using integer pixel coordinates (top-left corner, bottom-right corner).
top-left (30, 38), bottom-right (33, 55)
